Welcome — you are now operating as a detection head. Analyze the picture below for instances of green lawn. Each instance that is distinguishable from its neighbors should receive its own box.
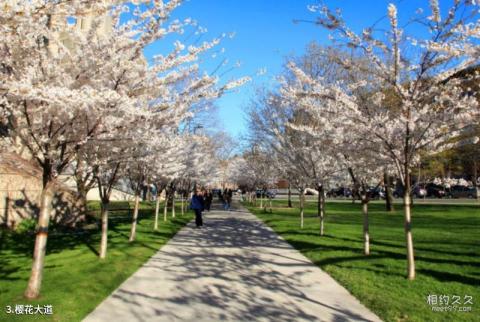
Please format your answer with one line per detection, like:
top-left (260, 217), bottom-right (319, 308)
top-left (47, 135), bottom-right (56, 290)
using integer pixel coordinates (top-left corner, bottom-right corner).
top-left (247, 200), bottom-right (479, 322)
top-left (0, 201), bottom-right (193, 322)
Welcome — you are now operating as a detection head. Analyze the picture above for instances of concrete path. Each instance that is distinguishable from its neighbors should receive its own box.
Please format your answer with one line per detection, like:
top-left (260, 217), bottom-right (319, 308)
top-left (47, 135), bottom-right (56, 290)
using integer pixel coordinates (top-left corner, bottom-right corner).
top-left (84, 204), bottom-right (382, 322)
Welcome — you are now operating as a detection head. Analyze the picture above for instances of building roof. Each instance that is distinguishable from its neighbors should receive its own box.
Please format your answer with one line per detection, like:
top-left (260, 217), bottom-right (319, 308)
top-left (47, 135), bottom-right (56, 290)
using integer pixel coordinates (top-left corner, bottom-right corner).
top-left (0, 153), bottom-right (42, 178)
top-left (0, 152), bottom-right (75, 193)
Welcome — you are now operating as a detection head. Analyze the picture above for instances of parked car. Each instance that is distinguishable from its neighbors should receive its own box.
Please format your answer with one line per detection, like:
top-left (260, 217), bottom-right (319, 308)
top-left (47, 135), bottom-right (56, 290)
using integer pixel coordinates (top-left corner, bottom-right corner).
top-left (327, 187), bottom-right (352, 198)
top-left (305, 188), bottom-right (318, 195)
top-left (326, 188), bottom-right (336, 198)
top-left (367, 186), bottom-right (385, 200)
top-left (393, 184), bottom-right (427, 198)
top-left (448, 185), bottom-right (479, 199)
top-left (425, 183), bottom-right (446, 198)
top-left (266, 189), bottom-right (277, 198)
top-left (256, 189), bottom-right (277, 198)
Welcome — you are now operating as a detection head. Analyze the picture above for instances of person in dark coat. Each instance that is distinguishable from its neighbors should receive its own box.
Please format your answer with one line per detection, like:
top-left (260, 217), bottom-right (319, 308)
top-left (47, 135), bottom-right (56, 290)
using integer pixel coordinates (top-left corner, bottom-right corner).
top-left (205, 190), bottom-right (213, 211)
top-left (219, 189), bottom-right (225, 203)
top-left (222, 188), bottom-right (229, 210)
top-left (190, 190), bottom-right (205, 228)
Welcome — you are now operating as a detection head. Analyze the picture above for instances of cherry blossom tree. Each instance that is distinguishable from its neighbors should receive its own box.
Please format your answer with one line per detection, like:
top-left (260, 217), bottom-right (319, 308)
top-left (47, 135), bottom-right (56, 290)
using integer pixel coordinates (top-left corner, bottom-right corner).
top-left (81, 134), bottom-right (129, 259)
top-left (286, 46), bottom-right (402, 253)
top-left (180, 134), bottom-right (220, 188)
top-left (341, 145), bottom-right (387, 255)
top-left (228, 156), bottom-right (258, 203)
top-left (295, 0), bottom-right (480, 279)
top-left (0, 0), bottom-right (249, 298)
top-left (248, 84), bottom-right (340, 231)
top-left (149, 139), bottom-right (187, 230)
top-left (0, 1), bottom-right (119, 298)
top-left (231, 148), bottom-right (277, 209)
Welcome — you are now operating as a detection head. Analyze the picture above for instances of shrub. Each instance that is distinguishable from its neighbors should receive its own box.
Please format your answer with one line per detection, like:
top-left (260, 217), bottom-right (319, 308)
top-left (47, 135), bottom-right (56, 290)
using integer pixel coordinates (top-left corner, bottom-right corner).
top-left (15, 218), bottom-right (37, 234)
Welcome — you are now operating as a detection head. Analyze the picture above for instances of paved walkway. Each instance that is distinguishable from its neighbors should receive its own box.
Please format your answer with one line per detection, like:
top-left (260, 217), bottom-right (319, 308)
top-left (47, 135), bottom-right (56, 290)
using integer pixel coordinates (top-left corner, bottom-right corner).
top-left (84, 204), bottom-right (382, 322)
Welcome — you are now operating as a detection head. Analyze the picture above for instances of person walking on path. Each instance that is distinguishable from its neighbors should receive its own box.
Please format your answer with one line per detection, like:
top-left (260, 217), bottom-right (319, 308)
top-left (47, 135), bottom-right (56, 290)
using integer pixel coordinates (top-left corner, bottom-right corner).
top-left (190, 190), bottom-right (205, 228)
top-left (223, 188), bottom-right (230, 211)
top-left (228, 188), bottom-right (233, 202)
top-left (205, 190), bottom-right (213, 211)
top-left (226, 189), bottom-right (233, 211)
top-left (218, 189), bottom-right (224, 204)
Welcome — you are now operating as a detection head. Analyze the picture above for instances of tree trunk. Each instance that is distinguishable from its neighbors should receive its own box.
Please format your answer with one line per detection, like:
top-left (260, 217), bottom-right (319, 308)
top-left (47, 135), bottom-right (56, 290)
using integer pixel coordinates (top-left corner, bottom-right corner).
top-left (318, 185), bottom-right (325, 236)
top-left (473, 159), bottom-right (478, 188)
top-left (404, 173), bottom-right (415, 280)
top-left (171, 192), bottom-right (176, 218)
top-left (317, 187), bottom-right (321, 217)
top-left (99, 201), bottom-right (109, 259)
top-left (300, 190), bottom-right (305, 229)
top-left (154, 193), bottom-right (160, 230)
top-left (76, 186), bottom-right (88, 216)
top-left (181, 194), bottom-right (184, 215)
top-left (24, 182), bottom-right (52, 299)
top-left (287, 183), bottom-right (292, 208)
top-left (260, 194), bottom-right (263, 209)
top-left (74, 160), bottom-right (94, 216)
top-left (163, 190), bottom-right (168, 222)
top-left (384, 170), bottom-right (394, 212)
top-left (269, 198), bottom-right (272, 213)
top-left (129, 193), bottom-right (140, 242)
top-left (146, 185), bottom-right (151, 201)
top-left (362, 197), bottom-right (370, 255)
top-left (263, 194), bottom-right (267, 212)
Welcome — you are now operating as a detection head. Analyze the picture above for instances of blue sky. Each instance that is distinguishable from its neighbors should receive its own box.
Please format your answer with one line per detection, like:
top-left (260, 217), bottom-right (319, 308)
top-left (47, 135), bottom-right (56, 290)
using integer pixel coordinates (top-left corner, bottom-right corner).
top-left (146, 0), bottom-right (455, 137)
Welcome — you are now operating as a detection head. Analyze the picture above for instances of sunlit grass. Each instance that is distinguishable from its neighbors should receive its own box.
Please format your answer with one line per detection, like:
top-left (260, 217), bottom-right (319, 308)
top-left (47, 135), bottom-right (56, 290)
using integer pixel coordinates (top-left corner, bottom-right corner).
top-left (0, 201), bottom-right (193, 321)
top-left (248, 200), bottom-right (479, 322)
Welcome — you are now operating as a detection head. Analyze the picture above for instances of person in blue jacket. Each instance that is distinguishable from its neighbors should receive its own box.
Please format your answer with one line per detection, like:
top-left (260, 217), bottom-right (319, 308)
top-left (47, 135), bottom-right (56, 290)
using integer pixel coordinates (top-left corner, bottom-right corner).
top-left (190, 190), bottom-right (205, 228)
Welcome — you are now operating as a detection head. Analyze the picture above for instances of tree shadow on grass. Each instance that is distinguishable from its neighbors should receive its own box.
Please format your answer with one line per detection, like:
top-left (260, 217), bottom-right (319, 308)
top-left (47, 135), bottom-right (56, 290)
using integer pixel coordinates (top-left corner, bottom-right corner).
top-left (286, 239), bottom-right (365, 254)
top-left (306, 233), bottom-right (479, 258)
top-left (275, 226), bottom-right (480, 269)
top-left (282, 237), bottom-right (480, 285)
top-left (418, 269), bottom-right (480, 285)
top-left (0, 266), bottom-right (23, 281)
top-left (0, 207), bottom-right (163, 281)
top-left (82, 234), bottom-right (100, 257)
top-left (0, 228), bottom-right (100, 281)
top-left (338, 264), bottom-right (405, 278)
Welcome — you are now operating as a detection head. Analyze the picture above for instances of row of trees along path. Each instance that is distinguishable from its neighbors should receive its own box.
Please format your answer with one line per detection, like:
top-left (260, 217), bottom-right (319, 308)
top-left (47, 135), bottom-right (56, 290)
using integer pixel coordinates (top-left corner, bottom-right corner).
top-left (0, 1), bottom-right (249, 299)
top-left (237, 0), bottom-right (479, 281)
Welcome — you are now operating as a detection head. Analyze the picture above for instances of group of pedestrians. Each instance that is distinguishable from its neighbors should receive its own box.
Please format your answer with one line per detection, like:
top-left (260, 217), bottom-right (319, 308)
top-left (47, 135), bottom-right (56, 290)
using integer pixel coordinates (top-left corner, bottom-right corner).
top-left (219, 188), bottom-right (233, 210)
top-left (190, 189), bottom-right (213, 228)
top-left (190, 188), bottom-right (235, 228)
